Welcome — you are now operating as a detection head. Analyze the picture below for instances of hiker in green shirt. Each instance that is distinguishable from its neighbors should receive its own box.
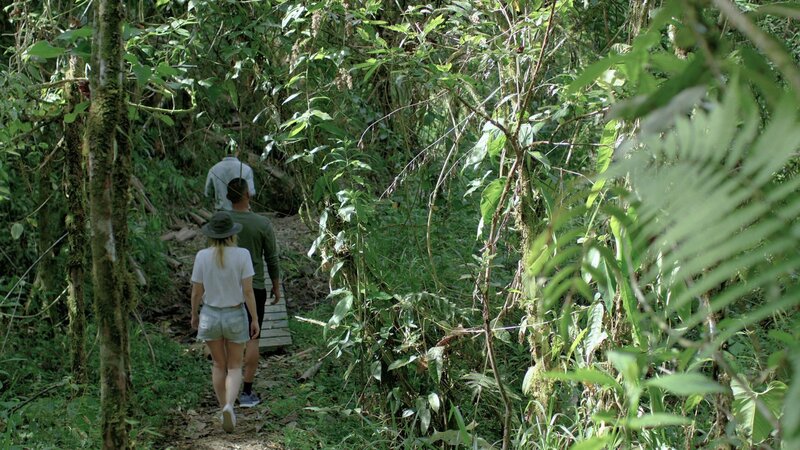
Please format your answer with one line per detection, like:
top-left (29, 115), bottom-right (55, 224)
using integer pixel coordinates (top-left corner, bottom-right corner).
top-left (225, 177), bottom-right (281, 408)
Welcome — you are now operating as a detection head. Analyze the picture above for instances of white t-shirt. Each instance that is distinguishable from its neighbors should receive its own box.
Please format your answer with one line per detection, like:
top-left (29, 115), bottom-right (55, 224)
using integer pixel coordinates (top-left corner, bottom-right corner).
top-left (191, 246), bottom-right (255, 307)
top-left (204, 156), bottom-right (256, 211)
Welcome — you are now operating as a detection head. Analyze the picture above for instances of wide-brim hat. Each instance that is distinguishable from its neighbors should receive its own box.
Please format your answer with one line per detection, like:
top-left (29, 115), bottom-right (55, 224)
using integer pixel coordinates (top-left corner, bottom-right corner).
top-left (201, 211), bottom-right (242, 239)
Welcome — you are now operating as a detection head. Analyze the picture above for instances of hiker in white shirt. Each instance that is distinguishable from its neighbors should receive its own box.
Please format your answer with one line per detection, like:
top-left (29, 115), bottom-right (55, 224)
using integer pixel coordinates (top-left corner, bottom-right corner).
top-left (190, 211), bottom-right (260, 433)
top-left (205, 148), bottom-right (255, 211)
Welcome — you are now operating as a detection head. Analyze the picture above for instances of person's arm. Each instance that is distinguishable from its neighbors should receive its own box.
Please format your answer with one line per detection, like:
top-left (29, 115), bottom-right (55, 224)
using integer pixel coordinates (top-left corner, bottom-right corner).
top-left (204, 169), bottom-right (213, 197)
top-left (190, 282), bottom-right (204, 330)
top-left (263, 221), bottom-right (281, 305)
top-left (242, 276), bottom-right (260, 338)
top-left (246, 167), bottom-right (256, 196)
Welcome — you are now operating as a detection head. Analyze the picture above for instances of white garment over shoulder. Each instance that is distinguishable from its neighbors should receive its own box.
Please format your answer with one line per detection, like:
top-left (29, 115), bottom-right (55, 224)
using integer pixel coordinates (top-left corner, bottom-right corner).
top-left (204, 156), bottom-right (256, 211)
top-left (191, 247), bottom-right (255, 307)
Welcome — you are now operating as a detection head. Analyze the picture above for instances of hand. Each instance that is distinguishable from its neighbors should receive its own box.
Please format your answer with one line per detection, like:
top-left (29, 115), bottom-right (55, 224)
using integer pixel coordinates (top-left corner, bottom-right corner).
top-left (250, 320), bottom-right (260, 339)
top-left (270, 283), bottom-right (281, 305)
top-left (191, 313), bottom-right (199, 330)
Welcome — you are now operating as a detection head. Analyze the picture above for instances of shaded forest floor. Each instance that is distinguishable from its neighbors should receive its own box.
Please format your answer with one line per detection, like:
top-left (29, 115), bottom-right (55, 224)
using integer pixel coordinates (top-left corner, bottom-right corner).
top-left (145, 211), bottom-right (342, 449)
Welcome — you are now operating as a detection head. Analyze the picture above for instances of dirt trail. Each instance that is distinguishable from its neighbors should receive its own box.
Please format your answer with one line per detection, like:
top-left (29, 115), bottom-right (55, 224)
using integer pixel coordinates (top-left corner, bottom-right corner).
top-left (151, 212), bottom-right (328, 449)
top-left (165, 349), bottom-right (317, 449)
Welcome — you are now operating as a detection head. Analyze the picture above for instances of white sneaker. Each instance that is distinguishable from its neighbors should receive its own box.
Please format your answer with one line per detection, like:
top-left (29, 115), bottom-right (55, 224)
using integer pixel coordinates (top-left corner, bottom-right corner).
top-left (222, 404), bottom-right (236, 433)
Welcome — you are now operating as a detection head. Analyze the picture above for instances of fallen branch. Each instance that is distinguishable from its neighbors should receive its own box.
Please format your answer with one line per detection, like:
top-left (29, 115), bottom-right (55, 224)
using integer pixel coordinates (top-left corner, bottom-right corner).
top-left (197, 208), bottom-right (213, 220)
top-left (174, 228), bottom-right (198, 242)
top-left (298, 362), bottom-right (323, 382)
top-left (161, 253), bottom-right (182, 269)
top-left (188, 211), bottom-right (206, 226)
top-left (129, 256), bottom-right (147, 287)
top-left (130, 176), bottom-right (157, 214)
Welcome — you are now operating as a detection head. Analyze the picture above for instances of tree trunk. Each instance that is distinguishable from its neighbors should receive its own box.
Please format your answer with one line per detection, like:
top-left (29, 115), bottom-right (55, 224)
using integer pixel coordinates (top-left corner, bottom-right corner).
top-left (65, 54), bottom-right (88, 385)
top-left (628, 0), bottom-right (656, 42)
top-left (87, 0), bottom-right (131, 448)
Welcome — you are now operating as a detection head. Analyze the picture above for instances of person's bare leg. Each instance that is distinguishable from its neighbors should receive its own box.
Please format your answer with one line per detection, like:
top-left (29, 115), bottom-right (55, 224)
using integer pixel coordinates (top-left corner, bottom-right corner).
top-left (224, 341), bottom-right (245, 408)
top-left (243, 339), bottom-right (258, 383)
top-left (205, 339), bottom-right (228, 407)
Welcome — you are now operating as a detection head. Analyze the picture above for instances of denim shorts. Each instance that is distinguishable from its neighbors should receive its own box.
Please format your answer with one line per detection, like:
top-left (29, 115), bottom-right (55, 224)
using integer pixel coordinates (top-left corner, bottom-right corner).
top-left (197, 304), bottom-right (250, 344)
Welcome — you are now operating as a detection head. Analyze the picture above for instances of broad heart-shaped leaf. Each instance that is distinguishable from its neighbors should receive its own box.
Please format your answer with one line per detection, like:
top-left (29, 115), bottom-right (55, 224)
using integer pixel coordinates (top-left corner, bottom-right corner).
top-left (25, 41), bottom-right (65, 59)
top-left (479, 177), bottom-right (506, 224)
top-left (645, 372), bottom-right (726, 396)
top-left (732, 379), bottom-right (787, 443)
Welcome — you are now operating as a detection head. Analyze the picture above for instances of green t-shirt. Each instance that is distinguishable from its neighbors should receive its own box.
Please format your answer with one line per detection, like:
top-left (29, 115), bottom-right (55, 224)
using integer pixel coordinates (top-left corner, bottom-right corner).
top-left (228, 210), bottom-right (280, 290)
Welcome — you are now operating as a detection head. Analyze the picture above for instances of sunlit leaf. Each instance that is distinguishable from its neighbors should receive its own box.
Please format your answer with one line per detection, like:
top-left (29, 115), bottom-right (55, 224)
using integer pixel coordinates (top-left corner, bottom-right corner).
top-left (25, 41), bottom-right (65, 59)
top-left (645, 372), bottom-right (726, 396)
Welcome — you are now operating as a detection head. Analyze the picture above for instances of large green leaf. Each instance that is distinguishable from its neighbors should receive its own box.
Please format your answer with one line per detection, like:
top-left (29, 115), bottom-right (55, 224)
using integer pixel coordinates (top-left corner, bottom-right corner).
top-left (569, 435), bottom-right (610, 450)
top-left (645, 372), bottom-right (726, 397)
top-left (623, 413), bottom-right (692, 429)
top-left (543, 368), bottom-right (621, 392)
top-left (583, 302), bottom-right (607, 365)
top-left (25, 41), bottom-right (65, 59)
top-left (586, 120), bottom-right (618, 208)
top-left (783, 354), bottom-right (800, 449)
top-left (732, 379), bottom-right (787, 443)
top-left (479, 177), bottom-right (506, 224)
top-left (326, 289), bottom-right (354, 328)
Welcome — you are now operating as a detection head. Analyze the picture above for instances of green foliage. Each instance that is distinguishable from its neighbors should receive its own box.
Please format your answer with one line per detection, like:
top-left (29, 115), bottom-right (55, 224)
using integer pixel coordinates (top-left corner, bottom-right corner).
top-left (2, 0), bottom-right (800, 448)
top-left (0, 322), bottom-right (207, 449)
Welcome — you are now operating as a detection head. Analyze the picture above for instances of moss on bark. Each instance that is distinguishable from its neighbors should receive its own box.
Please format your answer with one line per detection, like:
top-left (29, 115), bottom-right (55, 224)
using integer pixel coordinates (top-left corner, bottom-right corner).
top-left (65, 55), bottom-right (88, 385)
top-left (87, 0), bottom-right (132, 448)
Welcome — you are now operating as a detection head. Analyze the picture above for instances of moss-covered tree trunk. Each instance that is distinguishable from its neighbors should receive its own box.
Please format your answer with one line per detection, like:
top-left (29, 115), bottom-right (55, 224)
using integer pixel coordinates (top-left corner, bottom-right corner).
top-left (65, 54), bottom-right (88, 384)
top-left (86, 0), bottom-right (132, 447)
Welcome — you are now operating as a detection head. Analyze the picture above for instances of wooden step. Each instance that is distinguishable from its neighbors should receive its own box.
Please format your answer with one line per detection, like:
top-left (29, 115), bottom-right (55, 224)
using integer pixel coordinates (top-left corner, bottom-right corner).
top-left (258, 278), bottom-right (292, 349)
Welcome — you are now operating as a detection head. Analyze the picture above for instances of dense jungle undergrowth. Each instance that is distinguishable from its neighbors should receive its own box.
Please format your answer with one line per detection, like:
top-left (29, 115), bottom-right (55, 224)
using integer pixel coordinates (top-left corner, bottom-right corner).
top-left (2, 0), bottom-right (800, 449)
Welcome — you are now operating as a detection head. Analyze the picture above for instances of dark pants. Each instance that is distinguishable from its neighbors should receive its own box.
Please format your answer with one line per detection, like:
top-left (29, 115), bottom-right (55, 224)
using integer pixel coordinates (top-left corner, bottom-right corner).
top-left (245, 288), bottom-right (267, 340)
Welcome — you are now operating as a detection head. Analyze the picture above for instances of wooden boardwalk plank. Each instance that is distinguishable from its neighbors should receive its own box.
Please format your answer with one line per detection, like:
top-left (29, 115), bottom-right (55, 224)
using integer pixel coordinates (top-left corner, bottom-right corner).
top-left (259, 336), bottom-right (293, 347)
top-left (261, 328), bottom-right (291, 338)
top-left (259, 278), bottom-right (292, 349)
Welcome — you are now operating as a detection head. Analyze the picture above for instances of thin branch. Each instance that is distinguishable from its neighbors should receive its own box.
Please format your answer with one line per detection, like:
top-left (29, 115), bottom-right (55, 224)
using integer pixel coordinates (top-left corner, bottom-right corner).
top-left (0, 287), bottom-right (67, 319)
top-left (476, 157), bottom-right (520, 450)
top-left (514, 0), bottom-right (559, 138)
top-left (358, 92), bottom-right (446, 148)
top-left (28, 77), bottom-right (89, 90)
top-left (126, 88), bottom-right (196, 114)
top-left (453, 92), bottom-right (511, 137)
top-left (134, 310), bottom-right (157, 365)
